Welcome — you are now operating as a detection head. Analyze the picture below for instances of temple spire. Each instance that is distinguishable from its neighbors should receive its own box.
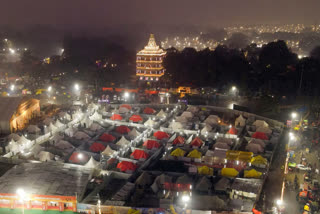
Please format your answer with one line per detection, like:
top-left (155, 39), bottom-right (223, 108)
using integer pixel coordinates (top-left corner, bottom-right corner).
top-left (147, 34), bottom-right (157, 48)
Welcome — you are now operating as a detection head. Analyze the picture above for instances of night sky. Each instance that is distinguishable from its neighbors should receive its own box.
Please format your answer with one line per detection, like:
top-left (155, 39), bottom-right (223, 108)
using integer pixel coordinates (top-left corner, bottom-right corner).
top-left (1, 0), bottom-right (320, 28)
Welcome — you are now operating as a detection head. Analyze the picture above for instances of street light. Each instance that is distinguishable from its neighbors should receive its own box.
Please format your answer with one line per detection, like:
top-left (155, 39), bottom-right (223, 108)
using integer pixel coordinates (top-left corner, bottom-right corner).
top-left (182, 195), bottom-right (190, 202)
top-left (291, 112), bottom-right (297, 119)
top-left (48, 86), bottom-right (52, 92)
top-left (10, 85), bottom-right (15, 91)
top-left (124, 92), bottom-right (129, 98)
top-left (231, 86), bottom-right (236, 91)
top-left (74, 84), bottom-right (80, 91)
top-left (9, 48), bottom-right (15, 54)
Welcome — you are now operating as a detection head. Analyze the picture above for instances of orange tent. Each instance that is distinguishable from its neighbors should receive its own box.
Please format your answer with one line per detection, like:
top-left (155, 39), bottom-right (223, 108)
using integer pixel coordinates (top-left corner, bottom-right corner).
top-left (100, 133), bottom-right (116, 142)
top-left (154, 131), bottom-right (170, 140)
top-left (172, 136), bottom-right (185, 145)
top-left (228, 127), bottom-right (238, 135)
top-left (143, 140), bottom-right (160, 149)
top-left (129, 115), bottom-right (143, 122)
top-left (130, 149), bottom-right (149, 160)
top-left (117, 161), bottom-right (137, 172)
top-left (110, 114), bottom-right (123, 121)
top-left (116, 125), bottom-right (131, 134)
top-left (120, 104), bottom-right (132, 110)
top-left (191, 137), bottom-right (203, 147)
top-left (143, 107), bottom-right (156, 114)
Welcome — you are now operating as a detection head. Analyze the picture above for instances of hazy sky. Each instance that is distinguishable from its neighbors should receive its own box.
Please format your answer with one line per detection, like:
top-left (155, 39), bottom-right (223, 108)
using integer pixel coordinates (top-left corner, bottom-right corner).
top-left (0, 0), bottom-right (320, 28)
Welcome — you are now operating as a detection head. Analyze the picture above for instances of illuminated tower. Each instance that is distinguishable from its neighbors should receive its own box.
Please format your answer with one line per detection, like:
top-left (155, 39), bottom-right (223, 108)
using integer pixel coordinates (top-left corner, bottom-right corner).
top-left (136, 34), bottom-right (166, 81)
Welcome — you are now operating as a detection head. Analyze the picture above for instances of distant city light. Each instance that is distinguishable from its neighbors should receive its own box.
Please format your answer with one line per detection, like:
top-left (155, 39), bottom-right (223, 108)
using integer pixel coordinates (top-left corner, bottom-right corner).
top-left (74, 84), bottom-right (80, 91)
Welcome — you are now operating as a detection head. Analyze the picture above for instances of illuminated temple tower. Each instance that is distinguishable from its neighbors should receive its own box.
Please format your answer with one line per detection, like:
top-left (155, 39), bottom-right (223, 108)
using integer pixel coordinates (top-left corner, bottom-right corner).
top-left (136, 34), bottom-right (166, 81)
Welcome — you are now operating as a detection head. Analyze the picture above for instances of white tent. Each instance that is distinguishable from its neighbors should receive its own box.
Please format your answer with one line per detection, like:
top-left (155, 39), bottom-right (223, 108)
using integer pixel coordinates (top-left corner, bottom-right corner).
top-left (80, 116), bottom-right (93, 128)
top-left (27, 125), bottom-right (41, 134)
top-left (119, 107), bottom-right (129, 114)
top-left (54, 120), bottom-right (64, 128)
top-left (8, 133), bottom-right (21, 142)
top-left (17, 135), bottom-right (31, 146)
top-left (6, 140), bottom-right (20, 153)
top-left (235, 115), bottom-right (246, 127)
top-left (89, 111), bottom-right (102, 121)
top-left (144, 118), bottom-right (155, 127)
top-left (256, 126), bottom-right (272, 135)
top-left (156, 109), bottom-right (167, 118)
top-left (116, 136), bottom-right (130, 147)
top-left (65, 127), bottom-right (78, 137)
top-left (102, 146), bottom-right (116, 156)
top-left (48, 123), bottom-right (58, 132)
top-left (175, 116), bottom-right (188, 123)
top-left (201, 124), bottom-right (212, 135)
top-left (38, 151), bottom-right (54, 162)
top-left (55, 140), bottom-right (74, 150)
top-left (181, 111), bottom-right (193, 119)
top-left (204, 115), bottom-right (220, 126)
top-left (85, 156), bottom-right (100, 168)
top-left (74, 131), bottom-right (90, 140)
top-left (253, 120), bottom-right (269, 128)
top-left (43, 117), bottom-right (54, 126)
top-left (59, 112), bottom-right (71, 120)
top-left (128, 128), bottom-right (141, 139)
top-left (170, 121), bottom-right (184, 132)
top-left (72, 111), bottom-right (83, 120)
top-left (90, 123), bottom-right (103, 132)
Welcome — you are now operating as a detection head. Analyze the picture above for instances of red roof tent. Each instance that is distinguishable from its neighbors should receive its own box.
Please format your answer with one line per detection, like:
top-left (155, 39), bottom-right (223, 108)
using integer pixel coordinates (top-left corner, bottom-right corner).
top-left (154, 131), bottom-right (170, 140)
top-left (143, 140), bottom-right (160, 149)
top-left (130, 149), bottom-right (149, 160)
top-left (228, 127), bottom-right (238, 135)
top-left (173, 136), bottom-right (185, 145)
top-left (100, 133), bottom-right (116, 142)
top-left (120, 104), bottom-right (132, 110)
top-left (110, 114), bottom-right (123, 121)
top-left (143, 107), bottom-right (156, 114)
top-left (129, 115), bottom-right (143, 122)
top-left (116, 125), bottom-right (131, 134)
top-left (252, 132), bottom-right (268, 140)
top-left (69, 152), bottom-right (89, 164)
top-left (90, 142), bottom-right (106, 152)
top-left (117, 161), bottom-right (137, 172)
top-left (191, 137), bottom-right (203, 147)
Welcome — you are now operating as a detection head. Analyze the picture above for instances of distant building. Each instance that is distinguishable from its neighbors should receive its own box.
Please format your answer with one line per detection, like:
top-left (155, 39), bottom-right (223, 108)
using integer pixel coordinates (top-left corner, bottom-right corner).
top-left (0, 97), bottom-right (40, 134)
top-left (136, 34), bottom-right (166, 81)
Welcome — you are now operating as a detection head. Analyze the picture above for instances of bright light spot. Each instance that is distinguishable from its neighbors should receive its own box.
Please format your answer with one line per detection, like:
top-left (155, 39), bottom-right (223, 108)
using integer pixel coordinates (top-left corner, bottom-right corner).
top-left (77, 153), bottom-right (83, 159)
top-left (74, 84), bottom-right (80, 91)
top-left (276, 199), bottom-right (283, 206)
top-left (10, 85), bottom-right (14, 91)
top-left (17, 188), bottom-right (26, 199)
top-left (4, 38), bottom-right (7, 42)
top-left (24, 48), bottom-right (27, 51)
top-left (291, 112), bottom-right (297, 119)
top-left (9, 48), bottom-right (15, 54)
top-left (61, 48), bottom-right (64, 52)
top-left (48, 86), bottom-right (52, 92)
top-left (124, 92), bottom-right (129, 98)
top-left (231, 86), bottom-right (236, 91)
top-left (182, 195), bottom-right (190, 202)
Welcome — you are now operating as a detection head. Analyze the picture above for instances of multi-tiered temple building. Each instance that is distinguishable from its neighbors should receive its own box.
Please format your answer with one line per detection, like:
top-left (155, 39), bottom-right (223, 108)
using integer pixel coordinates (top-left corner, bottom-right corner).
top-left (136, 34), bottom-right (166, 81)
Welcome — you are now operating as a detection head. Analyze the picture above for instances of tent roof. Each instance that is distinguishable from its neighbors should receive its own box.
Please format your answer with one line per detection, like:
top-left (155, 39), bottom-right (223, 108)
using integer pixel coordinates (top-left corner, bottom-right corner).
top-left (100, 133), bottom-right (116, 142)
top-left (84, 156), bottom-right (100, 168)
top-left (143, 140), bottom-right (160, 149)
top-left (191, 137), bottom-right (203, 147)
top-left (74, 131), bottom-right (90, 140)
top-left (228, 127), bottom-right (238, 135)
top-left (221, 168), bottom-right (239, 177)
top-left (131, 149), bottom-right (149, 160)
top-left (116, 125), bottom-right (131, 134)
top-left (102, 146), bottom-right (116, 156)
top-left (116, 136), bottom-right (130, 147)
top-left (198, 165), bottom-right (213, 175)
top-left (129, 115), bottom-right (143, 122)
top-left (176, 174), bottom-right (192, 184)
top-left (128, 128), bottom-right (141, 138)
top-left (144, 118), bottom-right (155, 126)
top-left (172, 136), bottom-right (185, 145)
top-left (27, 125), bottom-right (40, 133)
top-left (170, 148), bottom-right (186, 157)
top-left (8, 133), bottom-right (20, 141)
top-left (110, 114), bottom-right (123, 121)
top-left (120, 104), bottom-right (132, 110)
top-left (90, 142), bottom-right (106, 152)
top-left (153, 131), bottom-right (169, 140)
top-left (195, 176), bottom-right (212, 192)
top-left (244, 169), bottom-right (262, 178)
top-left (143, 107), bottom-right (156, 114)
top-left (38, 151), bottom-right (54, 162)
top-left (156, 109), bottom-right (167, 117)
top-left (187, 149), bottom-right (202, 158)
top-left (55, 140), bottom-right (73, 150)
top-left (251, 155), bottom-right (268, 165)
top-left (136, 172), bottom-right (153, 186)
top-left (117, 161), bottom-right (137, 172)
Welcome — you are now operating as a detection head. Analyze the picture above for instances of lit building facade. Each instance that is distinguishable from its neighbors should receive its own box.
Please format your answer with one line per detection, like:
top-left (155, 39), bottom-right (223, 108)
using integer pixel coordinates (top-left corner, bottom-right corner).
top-left (136, 34), bottom-right (166, 81)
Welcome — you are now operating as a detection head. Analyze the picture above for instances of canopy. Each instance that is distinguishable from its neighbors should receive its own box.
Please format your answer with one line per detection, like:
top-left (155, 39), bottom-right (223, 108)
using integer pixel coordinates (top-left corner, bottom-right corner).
top-left (129, 115), bottom-right (143, 122)
top-left (251, 155), bottom-right (268, 166)
top-left (144, 118), bottom-right (155, 127)
top-left (170, 148), bottom-right (186, 157)
top-left (85, 156), bottom-right (100, 168)
top-left (99, 133), bottom-right (116, 142)
top-left (172, 136), bottom-right (185, 145)
top-left (253, 120), bottom-right (269, 128)
top-left (120, 104), bottom-right (132, 110)
top-left (235, 115), bottom-right (246, 127)
top-left (27, 125), bottom-right (41, 133)
top-left (198, 166), bottom-right (213, 175)
top-left (90, 142), bottom-right (106, 152)
top-left (201, 125), bottom-right (212, 135)
top-left (252, 132), bottom-right (268, 140)
top-left (191, 137), bottom-right (203, 147)
top-left (102, 146), bottom-right (116, 156)
top-left (244, 169), bottom-right (262, 178)
top-left (221, 168), bottom-right (239, 177)
top-left (89, 111), bottom-right (102, 121)
top-left (128, 128), bottom-right (141, 139)
top-left (187, 149), bottom-right (202, 158)
top-left (119, 107), bottom-right (130, 114)
top-left (117, 161), bottom-right (137, 172)
top-left (154, 131), bottom-right (170, 140)
top-left (143, 140), bottom-right (160, 149)
top-left (181, 111), bottom-right (193, 119)
top-left (55, 140), bottom-right (74, 150)
top-left (256, 126), bottom-right (272, 135)
top-left (246, 143), bottom-right (263, 153)
top-left (131, 149), bottom-right (149, 160)
top-left (69, 152), bottom-right (89, 164)
top-left (228, 127), bottom-right (238, 135)
top-left (74, 131), bottom-right (90, 140)
top-left (171, 121), bottom-right (184, 131)
top-left (116, 125), bottom-right (131, 134)
top-left (38, 151), bottom-right (54, 162)
top-left (249, 139), bottom-right (265, 148)
top-left (90, 123), bottom-right (103, 131)
top-left (110, 114), bottom-right (123, 121)
top-left (8, 133), bottom-right (20, 142)
top-left (116, 136), bottom-right (130, 147)
top-left (143, 107), bottom-right (156, 114)
top-left (156, 109), bottom-right (167, 118)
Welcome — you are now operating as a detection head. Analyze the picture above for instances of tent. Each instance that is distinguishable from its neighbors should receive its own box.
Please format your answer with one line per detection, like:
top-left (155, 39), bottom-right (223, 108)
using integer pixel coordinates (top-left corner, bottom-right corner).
top-left (90, 123), bottom-right (103, 131)
top-left (69, 152), bottom-right (89, 164)
top-left (110, 114), bottom-right (123, 121)
top-left (253, 120), bottom-right (269, 128)
top-left (85, 156), bottom-right (100, 168)
top-left (198, 166), bottom-right (213, 175)
top-left (48, 123), bottom-right (58, 132)
top-left (143, 107), bottom-right (156, 114)
top-left (130, 149), bottom-right (149, 160)
top-left (59, 112), bottom-right (71, 120)
top-left (246, 143), bottom-right (263, 153)
top-left (120, 104), bottom-right (132, 110)
top-left (154, 131), bottom-right (170, 140)
top-left (8, 133), bottom-right (20, 142)
top-left (235, 115), bottom-right (246, 127)
top-left (143, 140), bottom-right (160, 149)
top-left (217, 137), bottom-right (233, 146)
top-left (170, 148), bottom-right (186, 157)
top-left (195, 176), bottom-right (212, 192)
top-left (102, 146), bottom-right (116, 156)
top-left (176, 174), bottom-right (193, 184)
top-left (54, 120), bottom-right (64, 128)
top-left (244, 169), bottom-right (262, 178)
top-left (17, 135), bottom-right (31, 147)
top-left (187, 106), bottom-right (200, 114)
top-left (129, 115), bottom-right (143, 122)
top-left (89, 111), bottom-right (102, 121)
top-left (136, 172), bottom-right (153, 187)
top-left (128, 128), bottom-right (141, 139)
top-left (27, 125), bottom-right (41, 134)
top-left (191, 137), bottom-right (203, 147)
top-left (228, 127), bottom-right (238, 135)
top-left (38, 151), bottom-right (54, 162)
top-left (172, 136), bottom-right (185, 145)
top-left (175, 116), bottom-right (188, 123)
top-left (99, 133), bottom-right (116, 142)
top-left (117, 161), bottom-right (137, 172)
top-left (201, 125), bottom-right (212, 135)
top-left (221, 168), bottom-right (239, 177)
top-left (116, 126), bottom-right (131, 134)
top-left (181, 111), bottom-right (193, 119)
top-left (74, 131), bottom-right (90, 140)
top-left (55, 140), bottom-right (74, 150)
top-left (30, 144), bottom-right (43, 156)
top-left (144, 118), bottom-right (156, 127)
top-left (116, 136), bottom-right (130, 147)
top-left (214, 142), bottom-right (230, 150)
top-left (90, 142), bottom-right (106, 152)
top-left (252, 132), bottom-right (268, 140)
top-left (80, 116), bottom-right (93, 128)
top-left (119, 107), bottom-right (130, 114)
top-left (251, 155), bottom-right (268, 166)
top-left (204, 115), bottom-right (220, 126)
top-left (256, 126), bottom-right (272, 135)
top-left (249, 139), bottom-right (265, 148)
top-left (88, 102), bottom-right (99, 111)
top-left (156, 109), bottom-right (167, 118)
top-left (6, 140), bottom-right (20, 153)
top-left (187, 149), bottom-right (202, 159)
top-left (171, 121), bottom-right (184, 131)
top-left (65, 127), bottom-right (78, 137)
top-left (43, 117), bottom-right (54, 126)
